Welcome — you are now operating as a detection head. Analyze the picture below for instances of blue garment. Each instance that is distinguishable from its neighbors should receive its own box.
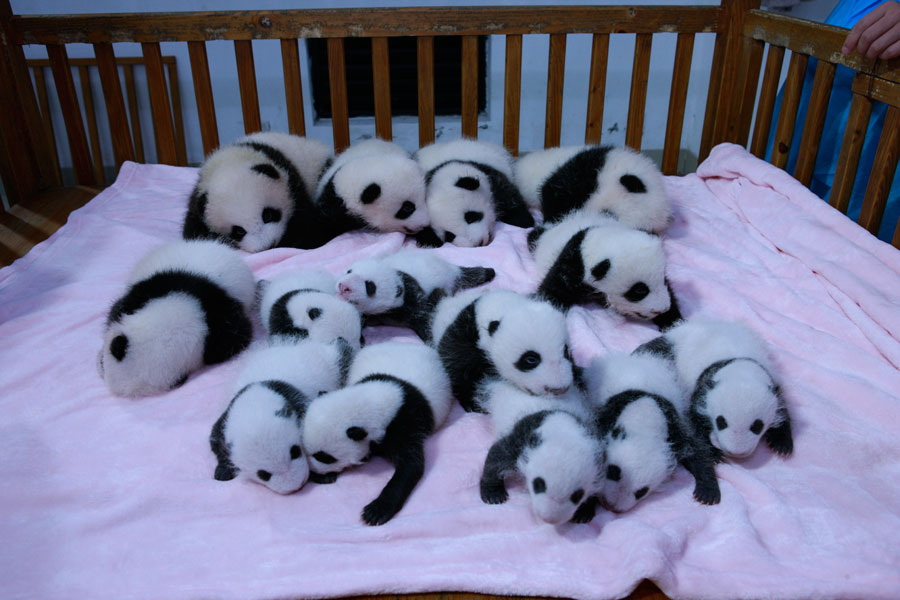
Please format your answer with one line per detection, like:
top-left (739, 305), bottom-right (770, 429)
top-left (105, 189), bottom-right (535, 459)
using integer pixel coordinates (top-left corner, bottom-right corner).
top-left (764, 0), bottom-right (899, 242)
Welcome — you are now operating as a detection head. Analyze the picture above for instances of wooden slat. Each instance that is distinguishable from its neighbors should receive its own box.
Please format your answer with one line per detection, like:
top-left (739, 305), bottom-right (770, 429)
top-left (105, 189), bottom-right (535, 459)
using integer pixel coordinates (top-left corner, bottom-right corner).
top-left (417, 36), bottom-right (435, 147)
top-left (187, 41), bottom-right (218, 156)
top-left (584, 33), bottom-right (609, 145)
top-left (626, 33), bottom-right (652, 151)
top-left (461, 35), bottom-right (478, 138)
top-left (711, 0), bottom-right (760, 146)
top-left (699, 28), bottom-right (726, 161)
top-left (32, 65), bottom-right (62, 185)
top-left (544, 33), bottom-right (566, 149)
top-left (327, 37), bottom-right (350, 152)
top-left (15, 7), bottom-right (721, 44)
top-left (794, 60), bottom-right (836, 186)
top-left (141, 42), bottom-right (177, 165)
top-left (735, 36), bottom-right (764, 145)
top-left (502, 34), bottom-right (522, 156)
top-left (46, 44), bottom-right (95, 185)
top-left (853, 72), bottom-right (900, 107)
top-left (372, 37), bottom-right (392, 141)
top-left (167, 61), bottom-right (187, 166)
top-left (662, 33), bottom-right (694, 175)
top-left (894, 220), bottom-right (900, 250)
top-left (770, 51), bottom-right (808, 170)
top-left (234, 40), bottom-right (261, 135)
top-left (830, 91), bottom-right (872, 213)
top-left (280, 38), bottom-right (306, 137)
top-left (749, 44), bottom-right (785, 158)
top-left (123, 64), bottom-right (145, 162)
top-left (858, 105), bottom-right (900, 235)
top-left (78, 65), bottom-right (105, 185)
top-left (93, 42), bottom-right (135, 169)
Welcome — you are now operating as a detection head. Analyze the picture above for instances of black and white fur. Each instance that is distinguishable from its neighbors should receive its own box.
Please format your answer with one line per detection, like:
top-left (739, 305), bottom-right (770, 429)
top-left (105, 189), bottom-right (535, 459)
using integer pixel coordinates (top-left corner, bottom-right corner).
top-left (183, 132), bottom-right (333, 252)
top-left (583, 351), bottom-right (720, 511)
top-left (98, 240), bottom-right (254, 398)
top-left (315, 138), bottom-right (430, 237)
top-left (432, 289), bottom-right (575, 412)
top-left (257, 270), bottom-right (364, 350)
top-left (635, 318), bottom-right (793, 461)
top-left (514, 145), bottom-right (671, 232)
top-left (336, 251), bottom-right (495, 342)
top-left (478, 379), bottom-right (603, 524)
top-left (414, 138), bottom-right (534, 247)
top-left (209, 340), bottom-right (354, 494)
top-left (529, 211), bottom-right (681, 329)
top-left (302, 341), bottom-right (452, 525)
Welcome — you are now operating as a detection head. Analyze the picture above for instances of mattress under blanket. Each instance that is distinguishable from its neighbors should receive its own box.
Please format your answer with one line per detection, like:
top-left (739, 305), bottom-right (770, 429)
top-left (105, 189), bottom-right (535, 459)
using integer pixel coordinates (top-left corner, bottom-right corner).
top-left (1, 143), bottom-right (898, 600)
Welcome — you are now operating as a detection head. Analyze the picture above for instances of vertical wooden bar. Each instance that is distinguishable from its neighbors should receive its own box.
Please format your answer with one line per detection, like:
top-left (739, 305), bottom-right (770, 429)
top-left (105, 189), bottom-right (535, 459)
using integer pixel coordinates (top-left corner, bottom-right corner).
top-left (831, 92), bottom-right (872, 213)
top-left (32, 66), bottom-right (62, 185)
top-left (46, 44), bottom-right (95, 185)
top-left (893, 220), bottom-right (900, 250)
top-left (78, 65), bottom-right (105, 185)
top-left (711, 0), bottom-right (761, 145)
top-left (167, 61), bottom-right (187, 166)
top-left (770, 51), bottom-right (809, 170)
top-left (372, 37), bottom-right (392, 141)
top-left (858, 105), bottom-right (900, 235)
top-left (417, 36), bottom-right (435, 148)
top-left (503, 34), bottom-right (522, 156)
top-left (280, 38), bottom-right (306, 137)
top-left (584, 33), bottom-right (609, 145)
top-left (662, 33), bottom-right (695, 175)
top-left (93, 42), bottom-right (135, 170)
top-left (699, 30), bottom-right (726, 161)
top-left (123, 64), bottom-right (145, 163)
top-left (234, 40), bottom-right (261, 135)
top-left (141, 42), bottom-right (177, 165)
top-left (544, 33), bottom-right (566, 149)
top-left (327, 38), bottom-right (350, 152)
top-left (187, 41), bottom-right (218, 157)
top-left (626, 33), bottom-right (652, 151)
top-left (750, 44), bottom-right (785, 158)
top-left (794, 60), bottom-right (836, 186)
top-left (461, 35), bottom-right (478, 138)
top-left (735, 36), bottom-right (765, 145)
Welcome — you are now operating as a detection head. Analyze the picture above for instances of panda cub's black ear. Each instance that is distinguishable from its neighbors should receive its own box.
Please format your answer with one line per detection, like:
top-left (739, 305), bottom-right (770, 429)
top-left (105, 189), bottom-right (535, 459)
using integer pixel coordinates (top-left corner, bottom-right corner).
top-left (455, 176), bottom-right (480, 191)
top-left (214, 462), bottom-right (238, 481)
top-left (619, 174), bottom-right (646, 193)
top-left (346, 426), bottom-right (368, 441)
top-left (361, 183), bottom-right (381, 205)
top-left (252, 163), bottom-right (280, 180)
top-left (487, 320), bottom-right (500, 336)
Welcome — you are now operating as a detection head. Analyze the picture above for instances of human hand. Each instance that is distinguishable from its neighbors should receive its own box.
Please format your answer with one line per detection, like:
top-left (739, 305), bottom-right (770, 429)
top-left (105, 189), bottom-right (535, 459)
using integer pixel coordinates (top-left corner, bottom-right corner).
top-left (842, 0), bottom-right (900, 60)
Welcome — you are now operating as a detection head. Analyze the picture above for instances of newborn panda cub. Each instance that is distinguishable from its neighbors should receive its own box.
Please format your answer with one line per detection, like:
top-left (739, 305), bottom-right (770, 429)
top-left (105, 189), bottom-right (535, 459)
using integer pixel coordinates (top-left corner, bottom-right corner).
top-left (529, 210), bottom-right (681, 329)
top-left (336, 251), bottom-right (495, 342)
top-left (315, 138), bottom-right (430, 238)
top-left (209, 340), bottom-right (354, 494)
top-left (414, 138), bottom-right (534, 247)
top-left (303, 341), bottom-right (452, 525)
top-left (98, 240), bottom-right (254, 398)
top-left (258, 269), bottom-right (364, 350)
top-left (636, 318), bottom-right (793, 461)
top-left (514, 144), bottom-right (670, 232)
top-left (478, 379), bottom-right (604, 524)
top-left (583, 351), bottom-right (720, 512)
top-left (432, 289), bottom-right (575, 413)
top-left (183, 132), bottom-right (333, 251)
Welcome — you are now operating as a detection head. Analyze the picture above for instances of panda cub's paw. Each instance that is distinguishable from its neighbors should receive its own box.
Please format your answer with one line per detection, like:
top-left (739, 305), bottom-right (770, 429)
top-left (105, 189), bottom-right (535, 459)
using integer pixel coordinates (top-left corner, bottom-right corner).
top-left (414, 227), bottom-right (444, 248)
top-left (308, 471), bottom-right (339, 484)
top-left (569, 496), bottom-right (600, 524)
top-left (693, 479), bottom-right (722, 506)
top-left (480, 480), bottom-right (509, 505)
top-left (362, 496), bottom-right (403, 526)
top-left (764, 422), bottom-right (794, 457)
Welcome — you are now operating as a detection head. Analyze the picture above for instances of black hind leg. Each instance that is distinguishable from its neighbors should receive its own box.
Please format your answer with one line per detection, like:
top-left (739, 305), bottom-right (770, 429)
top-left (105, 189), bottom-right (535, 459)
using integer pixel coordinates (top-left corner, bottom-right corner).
top-left (457, 266), bottom-right (496, 290)
top-left (361, 443), bottom-right (425, 526)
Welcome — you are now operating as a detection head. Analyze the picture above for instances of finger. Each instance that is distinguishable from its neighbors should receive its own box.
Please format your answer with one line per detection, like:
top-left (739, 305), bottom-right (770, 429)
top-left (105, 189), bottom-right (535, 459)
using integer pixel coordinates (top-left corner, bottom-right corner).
top-left (844, 3), bottom-right (891, 54)
top-left (881, 37), bottom-right (900, 59)
top-left (855, 14), bottom-right (896, 58)
top-left (867, 21), bottom-right (900, 58)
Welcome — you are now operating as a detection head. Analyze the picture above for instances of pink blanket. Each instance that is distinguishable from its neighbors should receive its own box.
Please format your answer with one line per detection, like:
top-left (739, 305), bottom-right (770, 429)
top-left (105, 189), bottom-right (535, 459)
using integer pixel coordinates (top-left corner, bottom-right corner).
top-left (1, 143), bottom-right (899, 600)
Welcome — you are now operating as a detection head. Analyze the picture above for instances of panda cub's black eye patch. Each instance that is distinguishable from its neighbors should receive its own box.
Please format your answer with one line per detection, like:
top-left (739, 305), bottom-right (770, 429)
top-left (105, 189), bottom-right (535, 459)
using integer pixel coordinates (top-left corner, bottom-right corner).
top-left (624, 282), bottom-right (650, 302)
top-left (313, 451), bottom-right (337, 464)
top-left (230, 225), bottom-right (247, 242)
top-left (110, 334), bottom-right (129, 361)
top-left (307, 307), bottom-right (322, 320)
top-left (606, 464), bottom-right (622, 481)
top-left (394, 200), bottom-right (416, 220)
top-left (361, 183), bottom-right (381, 204)
top-left (444, 232), bottom-right (456, 243)
top-left (365, 281), bottom-right (377, 297)
top-left (532, 477), bottom-right (546, 494)
top-left (515, 350), bottom-right (542, 372)
top-left (634, 486), bottom-right (649, 500)
top-left (464, 211), bottom-right (484, 224)
top-left (290, 445), bottom-right (302, 460)
top-left (455, 176), bottom-right (480, 190)
top-left (716, 415), bottom-right (728, 430)
top-left (346, 426), bottom-right (367, 441)
top-left (750, 419), bottom-right (764, 434)
top-left (257, 470), bottom-right (272, 482)
top-left (591, 259), bottom-right (611, 281)
top-left (262, 207), bottom-right (282, 223)
top-left (570, 489), bottom-right (585, 504)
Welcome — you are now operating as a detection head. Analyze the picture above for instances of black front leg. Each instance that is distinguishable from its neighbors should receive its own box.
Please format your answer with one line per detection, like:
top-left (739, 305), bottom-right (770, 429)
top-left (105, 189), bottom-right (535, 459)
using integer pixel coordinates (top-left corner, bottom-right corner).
top-left (680, 452), bottom-right (721, 505)
top-left (308, 471), bottom-right (339, 484)
top-left (480, 438), bottom-right (518, 504)
top-left (570, 495), bottom-right (601, 524)
top-left (361, 442), bottom-right (426, 526)
top-left (765, 416), bottom-right (794, 457)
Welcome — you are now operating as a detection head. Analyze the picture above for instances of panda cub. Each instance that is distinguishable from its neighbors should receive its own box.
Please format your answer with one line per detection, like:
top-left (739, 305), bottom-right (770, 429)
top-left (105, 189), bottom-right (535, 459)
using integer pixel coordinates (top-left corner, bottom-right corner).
top-left (183, 132), bottom-right (333, 252)
top-left (209, 340), bottom-right (354, 494)
top-left (302, 341), bottom-right (452, 525)
top-left (431, 289), bottom-right (575, 413)
top-left (336, 251), bottom-right (495, 342)
top-left (514, 144), bottom-right (670, 232)
top-left (478, 379), bottom-right (604, 525)
top-left (414, 138), bottom-right (534, 247)
top-left (315, 138), bottom-right (430, 238)
top-left (257, 269), bottom-right (364, 349)
top-left (635, 318), bottom-right (793, 461)
top-left (98, 240), bottom-right (254, 398)
top-left (583, 351), bottom-right (720, 512)
top-left (529, 210), bottom-right (682, 330)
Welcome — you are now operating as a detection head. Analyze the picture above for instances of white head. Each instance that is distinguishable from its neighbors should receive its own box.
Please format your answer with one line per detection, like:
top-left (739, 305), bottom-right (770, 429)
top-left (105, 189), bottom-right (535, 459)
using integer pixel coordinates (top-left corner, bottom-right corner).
top-left (590, 146), bottom-right (671, 233)
top-left (211, 381), bottom-right (310, 494)
top-left (699, 359), bottom-right (780, 458)
top-left (476, 291), bottom-right (574, 397)
top-left (335, 258), bottom-right (404, 314)
top-left (425, 162), bottom-right (496, 247)
top-left (273, 291), bottom-right (362, 349)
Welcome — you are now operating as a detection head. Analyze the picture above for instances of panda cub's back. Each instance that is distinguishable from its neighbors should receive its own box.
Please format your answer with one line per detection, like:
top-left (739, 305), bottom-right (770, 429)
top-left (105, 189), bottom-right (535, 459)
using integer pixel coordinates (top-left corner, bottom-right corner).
top-left (384, 251), bottom-right (460, 295)
top-left (233, 342), bottom-right (347, 400)
top-left (666, 319), bottom-right (772, 385)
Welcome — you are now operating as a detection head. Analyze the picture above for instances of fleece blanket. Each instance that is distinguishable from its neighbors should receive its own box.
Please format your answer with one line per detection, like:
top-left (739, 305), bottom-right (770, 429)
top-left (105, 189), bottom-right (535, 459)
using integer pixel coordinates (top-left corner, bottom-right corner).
top-left (1, 143), bottom-right (899, 600)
